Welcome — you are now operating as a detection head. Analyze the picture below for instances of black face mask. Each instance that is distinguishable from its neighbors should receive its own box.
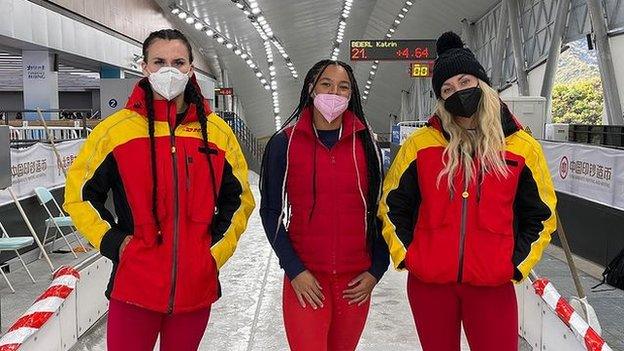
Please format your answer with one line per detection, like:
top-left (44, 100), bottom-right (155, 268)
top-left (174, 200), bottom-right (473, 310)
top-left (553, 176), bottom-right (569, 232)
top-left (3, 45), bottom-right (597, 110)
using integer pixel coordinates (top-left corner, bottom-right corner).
top-left (444, 87), bottom-right (482, 118)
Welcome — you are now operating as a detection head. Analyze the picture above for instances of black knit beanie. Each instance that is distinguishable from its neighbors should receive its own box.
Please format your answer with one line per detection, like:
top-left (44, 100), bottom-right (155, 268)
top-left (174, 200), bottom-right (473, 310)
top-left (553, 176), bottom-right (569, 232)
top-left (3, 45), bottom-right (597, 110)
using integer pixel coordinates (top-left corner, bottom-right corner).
top-left (432, 31), bottom-right (490, 99)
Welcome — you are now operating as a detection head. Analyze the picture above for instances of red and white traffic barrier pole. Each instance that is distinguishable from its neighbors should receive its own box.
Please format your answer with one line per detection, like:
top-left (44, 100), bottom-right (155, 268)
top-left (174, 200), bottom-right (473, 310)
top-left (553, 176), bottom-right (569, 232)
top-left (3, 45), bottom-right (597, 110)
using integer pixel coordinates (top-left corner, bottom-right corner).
top-left (533, 278), bottom-right (612, 351)
top-left (0, 266), bottom-right (80, 351)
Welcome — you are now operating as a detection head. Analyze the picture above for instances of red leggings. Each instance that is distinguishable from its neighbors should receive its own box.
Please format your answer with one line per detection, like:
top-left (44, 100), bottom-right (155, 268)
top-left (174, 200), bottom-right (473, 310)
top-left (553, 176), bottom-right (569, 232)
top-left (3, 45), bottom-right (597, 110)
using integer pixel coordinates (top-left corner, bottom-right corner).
top-left (407, 274), bottom-right (518, 351)
top-left (283, 273), bottom-right (370, 351)
top-left (107, 299), bottom-right (211, 351)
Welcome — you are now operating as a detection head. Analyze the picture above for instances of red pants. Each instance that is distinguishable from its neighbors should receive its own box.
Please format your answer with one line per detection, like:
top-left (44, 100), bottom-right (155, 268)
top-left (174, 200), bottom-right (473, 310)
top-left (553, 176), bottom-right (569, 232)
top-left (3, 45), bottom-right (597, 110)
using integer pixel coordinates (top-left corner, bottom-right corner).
top-left (283, 273), bottom-right (370, 351)
top-left (407, 274), bottom-right (518, 351)
top-left (107, 299), bottom-right (211, 351)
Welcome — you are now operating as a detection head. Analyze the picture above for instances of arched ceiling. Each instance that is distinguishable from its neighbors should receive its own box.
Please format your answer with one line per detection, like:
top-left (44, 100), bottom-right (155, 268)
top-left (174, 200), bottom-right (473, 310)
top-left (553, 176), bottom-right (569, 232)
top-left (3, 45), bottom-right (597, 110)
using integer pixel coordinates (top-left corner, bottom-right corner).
top-left (155, 0), bottom-right (500, 139)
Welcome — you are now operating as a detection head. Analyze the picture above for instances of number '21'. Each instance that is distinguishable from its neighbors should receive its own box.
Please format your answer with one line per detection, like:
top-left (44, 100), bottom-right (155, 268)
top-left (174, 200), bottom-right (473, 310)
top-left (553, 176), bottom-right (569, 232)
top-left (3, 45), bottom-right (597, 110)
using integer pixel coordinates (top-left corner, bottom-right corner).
top-left (351, 48), bottom-right (367, 60)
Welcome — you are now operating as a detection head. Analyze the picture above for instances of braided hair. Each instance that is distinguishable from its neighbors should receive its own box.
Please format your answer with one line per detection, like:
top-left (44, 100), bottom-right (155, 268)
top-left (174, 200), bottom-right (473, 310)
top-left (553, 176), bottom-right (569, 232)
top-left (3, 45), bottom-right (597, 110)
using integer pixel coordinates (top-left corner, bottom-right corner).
top-left (140, 29), bottom-right (216, 243)
top-left (260, 60), bottom-right (383, 249)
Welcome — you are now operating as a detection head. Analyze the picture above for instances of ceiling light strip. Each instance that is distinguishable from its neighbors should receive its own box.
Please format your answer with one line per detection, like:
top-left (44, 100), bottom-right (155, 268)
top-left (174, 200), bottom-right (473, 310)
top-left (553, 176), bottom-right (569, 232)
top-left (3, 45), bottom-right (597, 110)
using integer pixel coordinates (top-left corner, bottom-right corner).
top-left (263, 40), bottom-right (281, 130)
top-left (329, 0), bottom-right (354, 61)
top-left (229, 0), bottom-right (298, 79)
top-left (362, 0), bottom-right (414, 102)
top-left (170, 5), bottom-right (269, 88)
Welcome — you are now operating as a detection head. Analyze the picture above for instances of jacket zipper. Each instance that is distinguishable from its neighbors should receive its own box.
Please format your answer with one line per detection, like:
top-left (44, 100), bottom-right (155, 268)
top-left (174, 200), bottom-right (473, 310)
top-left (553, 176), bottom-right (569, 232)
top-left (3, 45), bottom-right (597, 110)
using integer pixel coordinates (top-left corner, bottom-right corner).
top-left (185, 150), bottom-right (191, 192)
top-left (167, 102), bottom-right (180, 314)
top-left (330, 149), bottom-right (337, 274)
top-left (457, 181), bottom-right (469, 283)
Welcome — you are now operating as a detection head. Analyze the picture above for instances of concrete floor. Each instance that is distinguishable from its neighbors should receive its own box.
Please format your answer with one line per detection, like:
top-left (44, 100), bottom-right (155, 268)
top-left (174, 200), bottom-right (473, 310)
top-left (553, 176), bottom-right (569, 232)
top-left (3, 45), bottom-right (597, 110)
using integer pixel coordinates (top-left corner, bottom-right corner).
top-left (2, 173), bottom-right (622, 350)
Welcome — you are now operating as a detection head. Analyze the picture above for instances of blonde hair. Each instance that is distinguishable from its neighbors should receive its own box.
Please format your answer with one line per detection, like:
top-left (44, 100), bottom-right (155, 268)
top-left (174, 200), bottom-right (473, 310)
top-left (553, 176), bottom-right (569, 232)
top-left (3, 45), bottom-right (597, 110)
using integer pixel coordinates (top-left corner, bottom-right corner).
top-left (436, 80), bottom-right (509, 192)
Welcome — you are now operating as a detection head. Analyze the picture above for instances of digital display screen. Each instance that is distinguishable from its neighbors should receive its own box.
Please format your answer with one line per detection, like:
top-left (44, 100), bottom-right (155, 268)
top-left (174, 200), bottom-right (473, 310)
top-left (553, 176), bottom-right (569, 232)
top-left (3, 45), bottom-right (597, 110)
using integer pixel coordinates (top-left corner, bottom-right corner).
top-left (215, 88), bottom-right (234, 96)
top-left (410, 61), bottom-right (434, 78)
top-left (350, 40), bottom-right (437, 61)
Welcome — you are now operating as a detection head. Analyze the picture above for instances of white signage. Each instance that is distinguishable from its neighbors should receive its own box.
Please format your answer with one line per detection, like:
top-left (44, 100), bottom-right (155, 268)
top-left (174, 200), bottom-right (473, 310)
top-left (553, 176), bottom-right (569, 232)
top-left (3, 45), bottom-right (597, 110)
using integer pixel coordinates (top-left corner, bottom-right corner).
top-left (541, 141), bottom-right (624, 211)
top-left (0, 140), bottom-right (83, 206)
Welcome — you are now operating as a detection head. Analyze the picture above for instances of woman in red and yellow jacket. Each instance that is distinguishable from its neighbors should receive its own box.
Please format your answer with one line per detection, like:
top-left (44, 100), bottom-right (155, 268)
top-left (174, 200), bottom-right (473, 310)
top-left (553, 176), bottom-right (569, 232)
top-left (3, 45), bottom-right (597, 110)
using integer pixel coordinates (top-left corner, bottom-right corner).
top-left (378, 32), bottom-right (557, 351)
top-left (260, 60), bottom-right (389, 351)
top-left (63, 29), bottom-right (254, 351)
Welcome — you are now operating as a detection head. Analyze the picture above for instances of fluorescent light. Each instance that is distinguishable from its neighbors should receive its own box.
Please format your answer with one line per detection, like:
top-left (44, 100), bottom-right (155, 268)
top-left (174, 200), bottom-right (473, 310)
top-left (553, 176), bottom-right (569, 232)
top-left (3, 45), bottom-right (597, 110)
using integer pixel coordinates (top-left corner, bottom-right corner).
top-left (171, 8), bottom-right (180, 14)
top-left (206, 29), bottom-right (214, 36)
top-left (185, 17), bottom-right (195, 24)
top-left (216, 37), bottom-right (225, 43)
top-left (241, 53), bottom-right (249, 59)
top-left (178, 12), bottom-right (187, 19)
top-left (406, 1), bottom-right (413, 5)
top-left (234, 49), bottom-right (242, 55)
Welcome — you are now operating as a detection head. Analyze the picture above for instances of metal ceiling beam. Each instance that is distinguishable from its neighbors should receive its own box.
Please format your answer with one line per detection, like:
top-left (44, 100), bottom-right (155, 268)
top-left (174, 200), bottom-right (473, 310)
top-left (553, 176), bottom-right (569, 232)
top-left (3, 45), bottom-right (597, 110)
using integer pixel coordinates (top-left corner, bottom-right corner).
top-left (586, 0), bottom-right (624, 125)
top-left (506, 0), bottom-right (530, 96)
top-left (540, 0), bottom-right (572, 122)
top-left (490, 1), bottom-right (509, 89)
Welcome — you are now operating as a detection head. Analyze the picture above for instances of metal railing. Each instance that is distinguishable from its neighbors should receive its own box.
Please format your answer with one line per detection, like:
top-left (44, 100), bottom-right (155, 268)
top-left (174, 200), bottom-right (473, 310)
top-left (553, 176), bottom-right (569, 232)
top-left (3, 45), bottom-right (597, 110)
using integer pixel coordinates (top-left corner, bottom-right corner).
top-left (9, 125), bottom-right (92, 141)
top-left (568, 124), bottom-right (624, 149)
top-left (217, 111), bottom-right (264, 173)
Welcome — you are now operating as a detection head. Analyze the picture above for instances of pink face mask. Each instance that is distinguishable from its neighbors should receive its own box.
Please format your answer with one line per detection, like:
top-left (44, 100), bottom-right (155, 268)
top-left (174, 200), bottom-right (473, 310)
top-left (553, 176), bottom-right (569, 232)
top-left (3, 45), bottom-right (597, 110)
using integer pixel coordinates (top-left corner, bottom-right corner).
top-left (313, 93), bottom-right (350, 123)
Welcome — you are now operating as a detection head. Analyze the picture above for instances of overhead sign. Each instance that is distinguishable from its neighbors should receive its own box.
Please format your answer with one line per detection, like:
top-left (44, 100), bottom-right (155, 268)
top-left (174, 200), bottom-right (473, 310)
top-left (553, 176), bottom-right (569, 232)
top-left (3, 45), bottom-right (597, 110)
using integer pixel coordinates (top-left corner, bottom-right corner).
top-left (350, 39), bottom-right (437, 61)
top-left (215, 88), bottom-right (234, 96)
top-left (410, 61), bottom-right (434, 78)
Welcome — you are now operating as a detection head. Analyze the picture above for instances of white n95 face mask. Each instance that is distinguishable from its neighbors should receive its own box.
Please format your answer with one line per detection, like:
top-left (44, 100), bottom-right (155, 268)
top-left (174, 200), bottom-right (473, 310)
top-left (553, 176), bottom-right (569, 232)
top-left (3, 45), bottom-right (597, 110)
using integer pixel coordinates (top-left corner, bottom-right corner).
top-left (147, 66), bottom-right (190, 100)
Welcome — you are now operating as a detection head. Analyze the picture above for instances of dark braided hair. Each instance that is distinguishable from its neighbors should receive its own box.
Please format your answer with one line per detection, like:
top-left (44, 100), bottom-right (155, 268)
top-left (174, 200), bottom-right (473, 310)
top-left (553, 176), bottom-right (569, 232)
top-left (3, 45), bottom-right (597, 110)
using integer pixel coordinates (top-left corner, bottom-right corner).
top-left (260, 59), bottom-right (383, 249)
top-left (185, 82), bottom-right (219, 212)
top-left (141, 29), bottom-right (216, 243)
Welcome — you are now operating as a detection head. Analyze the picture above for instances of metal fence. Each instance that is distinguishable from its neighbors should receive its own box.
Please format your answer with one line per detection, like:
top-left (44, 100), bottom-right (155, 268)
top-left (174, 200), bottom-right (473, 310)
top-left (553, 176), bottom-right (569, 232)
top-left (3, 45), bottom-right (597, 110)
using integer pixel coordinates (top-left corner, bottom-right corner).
top-left (217, 111), bottom-right (264, 173)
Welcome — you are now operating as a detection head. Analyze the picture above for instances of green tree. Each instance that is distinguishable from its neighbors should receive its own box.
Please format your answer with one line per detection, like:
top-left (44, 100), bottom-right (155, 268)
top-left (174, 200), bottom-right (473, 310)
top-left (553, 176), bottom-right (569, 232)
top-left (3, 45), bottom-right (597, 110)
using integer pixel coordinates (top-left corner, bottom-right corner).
top-left (551, 77), bottom-right (604, 125)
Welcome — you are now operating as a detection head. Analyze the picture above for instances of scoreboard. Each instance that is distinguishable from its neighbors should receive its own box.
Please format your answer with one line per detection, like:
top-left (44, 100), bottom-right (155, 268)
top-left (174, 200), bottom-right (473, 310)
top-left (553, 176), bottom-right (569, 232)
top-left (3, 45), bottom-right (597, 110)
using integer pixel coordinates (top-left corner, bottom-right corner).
top-left (350, 39), bottom-right (437, 61)
top-left (410, 61), bottom-right (434, 78)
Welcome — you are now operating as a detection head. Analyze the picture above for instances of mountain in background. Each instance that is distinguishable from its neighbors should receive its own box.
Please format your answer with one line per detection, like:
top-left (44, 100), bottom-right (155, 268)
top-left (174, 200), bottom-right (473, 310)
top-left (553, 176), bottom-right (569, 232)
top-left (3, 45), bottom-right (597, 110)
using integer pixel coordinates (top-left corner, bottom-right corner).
top-left (555, 39), bottom-right (600, 83)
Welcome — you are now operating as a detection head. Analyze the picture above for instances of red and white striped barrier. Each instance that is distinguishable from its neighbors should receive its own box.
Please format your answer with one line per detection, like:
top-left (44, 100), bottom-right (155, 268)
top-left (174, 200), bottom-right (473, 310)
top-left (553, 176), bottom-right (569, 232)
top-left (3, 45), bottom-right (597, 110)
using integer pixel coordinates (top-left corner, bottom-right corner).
top-left (533, 278), bottom-right (612, 351)
top-left (0, 266), bottom-right (80, 351)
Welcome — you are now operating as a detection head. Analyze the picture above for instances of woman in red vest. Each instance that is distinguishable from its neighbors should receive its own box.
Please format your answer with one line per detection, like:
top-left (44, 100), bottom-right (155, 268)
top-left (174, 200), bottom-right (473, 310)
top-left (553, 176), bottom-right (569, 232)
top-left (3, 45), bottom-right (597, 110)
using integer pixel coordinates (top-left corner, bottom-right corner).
top-left (260, 60), bottom-right (389, 350)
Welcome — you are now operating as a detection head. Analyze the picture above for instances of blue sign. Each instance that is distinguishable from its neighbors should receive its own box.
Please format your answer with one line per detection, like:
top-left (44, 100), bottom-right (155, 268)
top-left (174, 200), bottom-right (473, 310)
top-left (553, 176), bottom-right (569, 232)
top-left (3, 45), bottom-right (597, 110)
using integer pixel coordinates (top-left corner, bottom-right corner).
top-left (108, 99), bottom-right (118, 108)
top-left (391, 125), bottom-right (400, 144)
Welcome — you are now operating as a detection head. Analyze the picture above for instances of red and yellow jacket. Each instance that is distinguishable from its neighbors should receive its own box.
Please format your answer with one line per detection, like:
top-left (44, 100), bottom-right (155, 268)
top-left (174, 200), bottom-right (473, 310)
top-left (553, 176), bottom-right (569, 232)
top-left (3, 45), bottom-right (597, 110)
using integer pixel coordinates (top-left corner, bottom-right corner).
top-left (64, 79), bottom-right (255, 313)
top-left (378, 104), bottom-right (556, 286)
